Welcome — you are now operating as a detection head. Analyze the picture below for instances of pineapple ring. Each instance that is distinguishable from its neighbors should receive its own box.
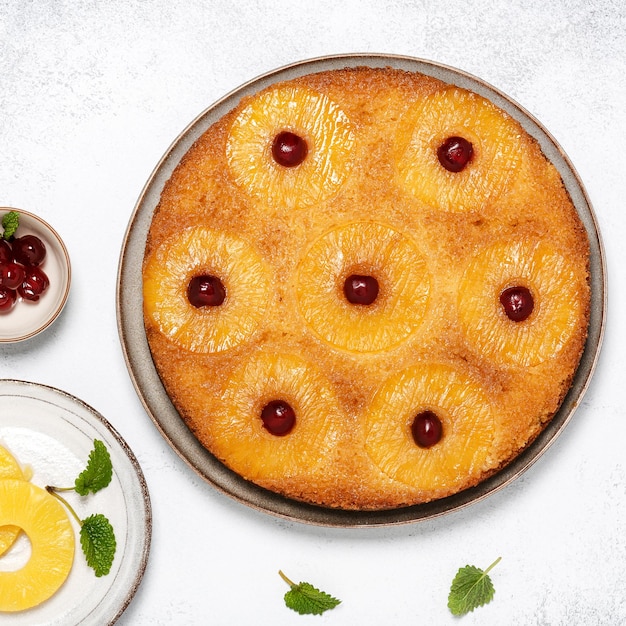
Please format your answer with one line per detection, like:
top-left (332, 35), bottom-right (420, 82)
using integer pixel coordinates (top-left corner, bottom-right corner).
top-left (395, 87), bottom-right (522, 212)
top-left (208, 352), bottom-right (343, 481)
top-left (364, 363), bottom-right (495, 492)
top-left (0, 445), bottom-right (25, 481)
top-left (0, 444), bottom-right (27, 557)
top-left (296, 221), bottom-right (430, 353)
top-left (0, 479), bottom-right (75, 612)
top-left (144, 227), bottom-right (271, 353)
top-left (226, 84), bottom-right (356, 210)
top-left (458, 239), bottom-right (587, 366)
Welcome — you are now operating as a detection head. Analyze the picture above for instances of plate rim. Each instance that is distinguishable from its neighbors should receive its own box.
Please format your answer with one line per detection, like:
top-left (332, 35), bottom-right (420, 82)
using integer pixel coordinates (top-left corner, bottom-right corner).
top-left (0, 378), bottom-right (152, 624)
top-left (116, 53), bottom-right (606, 528)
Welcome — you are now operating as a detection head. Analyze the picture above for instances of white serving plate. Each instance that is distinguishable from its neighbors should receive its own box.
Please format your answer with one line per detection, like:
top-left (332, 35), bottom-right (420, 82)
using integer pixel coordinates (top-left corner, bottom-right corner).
top-left (0, 379), bottom-right (151, 625)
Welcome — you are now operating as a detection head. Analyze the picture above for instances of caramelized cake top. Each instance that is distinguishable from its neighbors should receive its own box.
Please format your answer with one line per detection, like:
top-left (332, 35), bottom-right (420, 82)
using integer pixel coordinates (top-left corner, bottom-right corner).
top-left (143, 67), bottom-right (590, 510)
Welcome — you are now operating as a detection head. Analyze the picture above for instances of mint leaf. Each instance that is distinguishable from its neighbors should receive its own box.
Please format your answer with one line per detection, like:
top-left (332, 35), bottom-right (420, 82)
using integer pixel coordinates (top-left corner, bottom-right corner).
top-left (2, 211), bottom-right (19, 239)
top-left (448, 557), bottom-right (501, 616)
top-left (279, 570), bottom-right (341, 615)
top-left (75, 439), bottom-right (113, 495)
top-left (80, 513), bottom-right (116, 577)
top-left (46, 439), bottom-right (117, 578)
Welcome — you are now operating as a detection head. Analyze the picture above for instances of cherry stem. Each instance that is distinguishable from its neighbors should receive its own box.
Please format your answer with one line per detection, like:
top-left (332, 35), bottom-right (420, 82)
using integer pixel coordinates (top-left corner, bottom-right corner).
top-left (46, 486), bottom-right (83, 526)
top-left (278, 570), bottom-right (296, 588)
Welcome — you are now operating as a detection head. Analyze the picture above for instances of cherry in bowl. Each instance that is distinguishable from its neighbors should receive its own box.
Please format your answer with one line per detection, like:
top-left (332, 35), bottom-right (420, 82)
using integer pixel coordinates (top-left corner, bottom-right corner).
top-left (18, 266), bottom-right (50, 302)
top-left (12, 234), bottom-right (47, 266)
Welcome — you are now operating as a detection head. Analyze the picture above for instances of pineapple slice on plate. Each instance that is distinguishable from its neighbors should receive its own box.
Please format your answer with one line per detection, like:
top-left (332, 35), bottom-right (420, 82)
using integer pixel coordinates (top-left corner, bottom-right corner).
top-left (0, 445), bottom-right (24, 480)
top-left (395, 87), bottom-right (522, 212)
top-left (226, 84), bottom-right (356, 211)
top-left (0, 444), bottom-right (27, 557)
top-left (458, 239), bottom-right (588, 366)
top-left (205, 351), bottom-right (343, 482)
top-left (296, 221), bottom-right (430, 353)
top-left (364, 362), bottom-right (496, 494)
top-left (143, 226), bottom-right (271, 353)
top-left (0, 479), bottom-right (74, 612)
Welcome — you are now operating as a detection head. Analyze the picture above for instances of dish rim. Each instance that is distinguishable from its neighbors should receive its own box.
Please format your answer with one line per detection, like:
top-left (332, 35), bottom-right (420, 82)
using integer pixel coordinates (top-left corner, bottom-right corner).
top-left (116, 53), bottom-right (606, 527)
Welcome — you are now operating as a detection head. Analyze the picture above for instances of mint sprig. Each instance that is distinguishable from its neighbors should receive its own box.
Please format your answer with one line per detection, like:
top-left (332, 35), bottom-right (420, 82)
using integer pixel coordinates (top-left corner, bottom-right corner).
top-left (448, 556), bottom-right (501, 616)
top-left (47, 439), bottom-right (116, 577)
top-left (80, 513), bottom-right (116, 577)
top-left (1, 211), bottom-right (19, 239)
top-left (75, 439), bottom-right (113, 495)
top-left (279, 570), bottom-right (341, 615)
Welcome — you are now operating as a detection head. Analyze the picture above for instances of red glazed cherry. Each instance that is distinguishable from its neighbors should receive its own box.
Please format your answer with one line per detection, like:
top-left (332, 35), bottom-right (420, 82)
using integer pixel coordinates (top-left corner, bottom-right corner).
top-left (500, 285), bottom-right (534, 322)
top-left (271, 131), bottom-right (308, 167)
top-left (0, 286), bottom-right (17, 312)
top-left (437, 136), bottom-right (474, 173)
top-left (11, 234), bottom-right (46, 266)
top-left (260, 400), bottom-right (296, 436)
top-left (187, 275), bottom-right (226, 308)
top-left (18, 266), bottom-right (49, 301)
top-left (0, 262), bottom-right (25, 290)
top-left (411, 410), bottom-right (443, 448)
top-left (0, 240), bottom-right (12, 265)
top-left (343, 274), bottom-right (379, 305)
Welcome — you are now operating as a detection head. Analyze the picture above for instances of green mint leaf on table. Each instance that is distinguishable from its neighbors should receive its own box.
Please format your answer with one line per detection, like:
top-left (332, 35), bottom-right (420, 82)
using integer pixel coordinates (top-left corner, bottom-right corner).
top-left (80, 513), bottom-right (116, 577)
top-left (75, 439), bottom-right (113, 495)
top-left (279, 570), bottom-right (341, 615)
top-left (448, 556), bottom-right (501, 616)
top-left (2, 211), bottom-right (19, 239)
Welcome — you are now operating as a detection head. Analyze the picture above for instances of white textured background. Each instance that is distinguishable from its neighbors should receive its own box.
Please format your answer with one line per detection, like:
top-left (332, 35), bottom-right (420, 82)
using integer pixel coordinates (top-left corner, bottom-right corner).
top-left (1, 1), bottom-right (624, 624)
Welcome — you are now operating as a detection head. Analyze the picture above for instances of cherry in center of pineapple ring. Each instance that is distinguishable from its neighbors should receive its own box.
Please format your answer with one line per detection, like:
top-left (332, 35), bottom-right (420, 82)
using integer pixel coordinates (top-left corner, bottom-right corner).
top-left (260, 400), bottom-right (296, 436)
top-left (411, 410), bottom-right (443, 448)
top-left (343, 274), bottom-right (380, 305)
top-left (271, 131), bottom-right (308, 167)
top-left (437, 136), bottom-right (474, 173)
top-left (499, 285), bottom-right (534, 322)
top-left (187, 274), bottom-right (226, 308)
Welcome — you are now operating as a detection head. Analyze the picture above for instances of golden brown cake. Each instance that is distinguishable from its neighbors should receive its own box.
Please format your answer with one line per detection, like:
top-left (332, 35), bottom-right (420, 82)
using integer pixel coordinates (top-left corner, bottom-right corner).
top-left (142, 67), bottom-right (590, 510)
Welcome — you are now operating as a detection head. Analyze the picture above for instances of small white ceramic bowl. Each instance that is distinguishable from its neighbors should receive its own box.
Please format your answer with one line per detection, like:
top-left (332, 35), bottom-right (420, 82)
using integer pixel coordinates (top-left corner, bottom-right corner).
top-left (0, 207), bottom-right (71, 342)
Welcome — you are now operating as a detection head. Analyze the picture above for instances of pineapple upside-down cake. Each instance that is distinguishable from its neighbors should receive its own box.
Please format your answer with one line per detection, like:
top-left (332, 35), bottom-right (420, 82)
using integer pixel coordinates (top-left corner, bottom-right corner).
top-left (143, 67), bottom-right (590, 510)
